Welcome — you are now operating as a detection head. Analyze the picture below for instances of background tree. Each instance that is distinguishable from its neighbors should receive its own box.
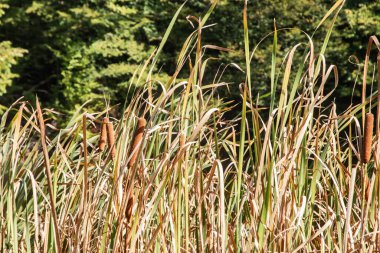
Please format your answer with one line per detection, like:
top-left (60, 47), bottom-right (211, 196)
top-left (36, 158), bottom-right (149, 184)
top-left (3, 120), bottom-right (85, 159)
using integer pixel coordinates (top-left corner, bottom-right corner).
top-left (0, 3), bottom-right (26, 111)
top-left (0, 0), bottom-right (379, 112)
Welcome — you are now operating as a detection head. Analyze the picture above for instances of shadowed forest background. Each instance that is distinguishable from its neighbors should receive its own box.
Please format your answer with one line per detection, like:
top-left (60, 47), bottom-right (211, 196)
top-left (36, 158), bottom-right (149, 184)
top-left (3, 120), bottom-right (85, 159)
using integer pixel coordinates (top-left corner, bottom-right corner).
top-left (0, 0), bottom-right (379, 113)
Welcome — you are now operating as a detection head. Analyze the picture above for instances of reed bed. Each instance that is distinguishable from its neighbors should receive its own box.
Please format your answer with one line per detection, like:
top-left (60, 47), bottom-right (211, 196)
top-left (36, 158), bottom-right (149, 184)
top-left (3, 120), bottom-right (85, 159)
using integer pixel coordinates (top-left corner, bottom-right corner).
top-left (1, 1), bottom-right (380, 252)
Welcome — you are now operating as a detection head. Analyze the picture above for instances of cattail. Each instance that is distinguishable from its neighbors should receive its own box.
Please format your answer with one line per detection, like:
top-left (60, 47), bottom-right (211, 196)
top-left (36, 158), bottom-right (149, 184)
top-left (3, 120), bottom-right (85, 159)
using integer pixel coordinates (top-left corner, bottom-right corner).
top-left (124, 193), bottom-right (135, 250)
top-left (180, 133), bottom-right (186, 150)
top-left (99, 117), bottom-right (109, 151)
top-left (125, 194), bottom-right (134, 223)
top-left (128, 117), bottom-right (146, 168)
top-left (107, 121), bottom-right (116, 159)
top-left (179, 133), bottom-right (186, 161)
top-left (363, 112), bottom-right (374, 163)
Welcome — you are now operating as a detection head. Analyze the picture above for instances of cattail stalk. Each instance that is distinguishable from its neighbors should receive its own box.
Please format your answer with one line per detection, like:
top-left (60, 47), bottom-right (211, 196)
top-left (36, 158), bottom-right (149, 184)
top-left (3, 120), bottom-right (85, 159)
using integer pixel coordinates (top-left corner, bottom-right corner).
top-left (82, 114), bottom-right (88, 209)
top-left (99, 117), bottom-right (109, 151)
top-left (376, 54), bottom-right (380, 153)
top-left (106, 121), bottom-right (116, 159)
top-left (363, 112), bottom-right (374, 163)
top-left (36, 98), bottom-right (61, 253)
top-left (180, 133), bottom-right (186, 150)
top-left (128, 117), bottom-right (146, 168)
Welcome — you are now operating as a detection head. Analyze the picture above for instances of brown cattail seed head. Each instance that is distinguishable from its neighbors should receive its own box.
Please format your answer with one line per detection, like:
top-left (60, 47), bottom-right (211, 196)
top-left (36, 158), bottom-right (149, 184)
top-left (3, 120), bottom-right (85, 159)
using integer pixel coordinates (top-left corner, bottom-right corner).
top-left (106, 121), bottom-right (116, 159)
top-left (128, 117), bottom-right (146, 168)
top-left (98, 117), bottom-right (109, 151)
top-left (362, 113), bottom-right (374, 163)
top-left (125, 194), bottom-right (134, 223)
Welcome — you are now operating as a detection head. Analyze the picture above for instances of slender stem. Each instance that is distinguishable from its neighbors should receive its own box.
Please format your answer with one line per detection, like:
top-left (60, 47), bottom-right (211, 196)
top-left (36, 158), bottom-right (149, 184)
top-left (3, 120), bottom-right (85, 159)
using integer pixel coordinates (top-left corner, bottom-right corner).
top-left (36, 98), bottom-right (61, 253)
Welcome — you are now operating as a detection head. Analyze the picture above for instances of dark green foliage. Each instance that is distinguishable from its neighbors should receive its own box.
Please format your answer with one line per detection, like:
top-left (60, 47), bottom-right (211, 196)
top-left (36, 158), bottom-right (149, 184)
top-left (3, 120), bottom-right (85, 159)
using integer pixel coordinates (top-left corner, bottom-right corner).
top-left (0, 0), bottom-right (379, 112)
top-left (0, 4), bottom-right (26, 106)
